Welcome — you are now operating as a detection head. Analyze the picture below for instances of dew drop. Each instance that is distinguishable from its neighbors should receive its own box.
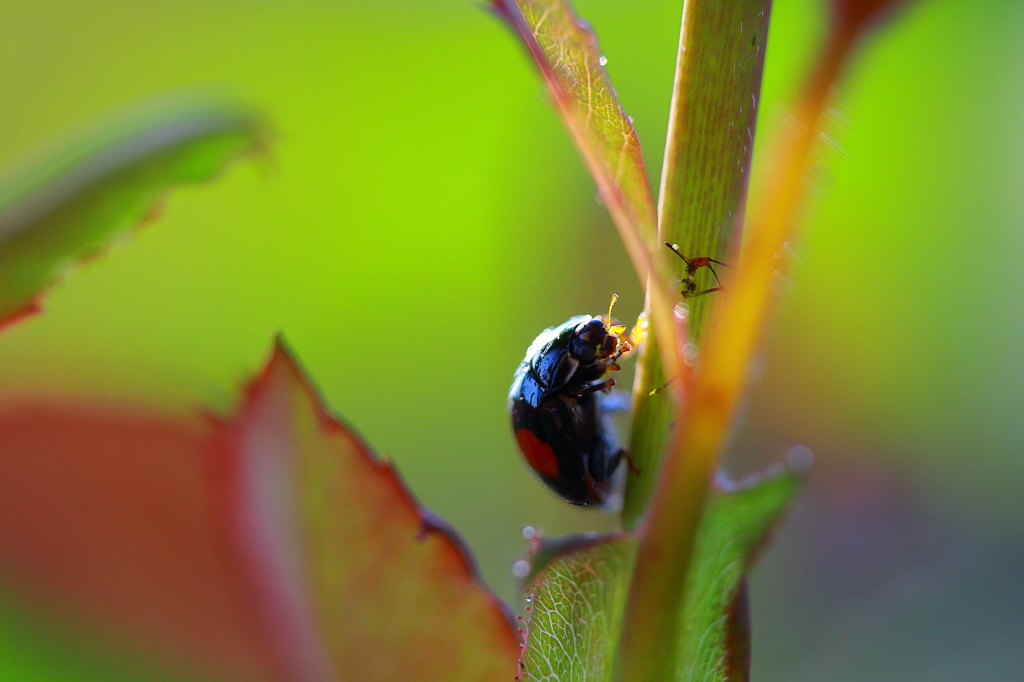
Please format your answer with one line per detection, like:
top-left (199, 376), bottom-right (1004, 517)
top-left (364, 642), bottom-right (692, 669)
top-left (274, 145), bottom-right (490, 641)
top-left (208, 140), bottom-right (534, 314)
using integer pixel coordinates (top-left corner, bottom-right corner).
top-left (683, 342), bottom-right (700, 366)
top-left (522, 525), bottom-right (537, 540)
top-left (598, 55), bottom-right (608, 66)
top-left (512, 560), bottom-right (531, 578)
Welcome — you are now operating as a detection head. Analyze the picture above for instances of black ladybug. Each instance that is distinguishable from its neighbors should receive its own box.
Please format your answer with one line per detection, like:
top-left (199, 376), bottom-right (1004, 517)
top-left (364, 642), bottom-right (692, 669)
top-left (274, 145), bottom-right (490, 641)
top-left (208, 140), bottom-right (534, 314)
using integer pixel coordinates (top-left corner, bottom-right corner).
top-left (509, 315), bottom-right (630, 505)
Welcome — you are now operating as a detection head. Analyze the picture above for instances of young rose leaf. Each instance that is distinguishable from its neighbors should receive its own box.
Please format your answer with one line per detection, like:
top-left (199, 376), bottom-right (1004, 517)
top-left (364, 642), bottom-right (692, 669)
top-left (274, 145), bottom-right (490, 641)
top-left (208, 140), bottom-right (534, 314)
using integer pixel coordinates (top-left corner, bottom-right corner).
top-left (518, 467), bottom-right (800, 682)
top-left (0, 340), bottom-right (519, 681)
top-left (0, 99), bottom-right (266, 330)
top-left (492, 0), bottom-right (686, 405)
top-left (518, 533), bottom-right (636, 682)
top-left (212, 339), bottom-right (521, 682)
top-left (675, 467), bottom-right (801, 682)
top-left (491, 0), bottom-right (657, 247)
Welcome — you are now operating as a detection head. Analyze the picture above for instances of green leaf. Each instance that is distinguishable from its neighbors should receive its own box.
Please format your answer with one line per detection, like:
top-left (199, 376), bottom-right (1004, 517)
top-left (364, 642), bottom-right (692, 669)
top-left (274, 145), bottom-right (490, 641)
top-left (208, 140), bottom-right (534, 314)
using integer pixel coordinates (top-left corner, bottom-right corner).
top-left (0, 99), bottom-right (266, 330)
top-left (676, 468), bottom-right (801, 681)
top-left (518, 467), bottom-right (801, 682)
top-left (519, 534), bottom-right (637, 682)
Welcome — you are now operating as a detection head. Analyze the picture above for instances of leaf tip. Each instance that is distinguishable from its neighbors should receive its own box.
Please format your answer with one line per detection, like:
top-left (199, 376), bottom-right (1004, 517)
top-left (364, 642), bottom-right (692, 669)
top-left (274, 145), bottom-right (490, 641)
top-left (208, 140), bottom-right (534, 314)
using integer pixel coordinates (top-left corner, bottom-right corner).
top-left (268, 331), bottom-right (295, 368)
top-left (243, 337), bottom-right (524, 656)
top-left (0, 94), bottom-right (273, 336)
top-left (257, 334), bottom-right (328, 413)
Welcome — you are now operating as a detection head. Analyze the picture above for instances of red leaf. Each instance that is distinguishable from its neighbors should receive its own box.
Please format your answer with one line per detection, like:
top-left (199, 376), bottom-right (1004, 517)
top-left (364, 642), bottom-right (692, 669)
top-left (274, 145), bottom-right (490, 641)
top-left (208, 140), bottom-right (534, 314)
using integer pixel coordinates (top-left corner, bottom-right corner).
top-left (0, 340), bottom-right (520, 681)
top-left (0, 402), bottom-right (274, 679)
top-left (212, 340), bottom-right (521, 681)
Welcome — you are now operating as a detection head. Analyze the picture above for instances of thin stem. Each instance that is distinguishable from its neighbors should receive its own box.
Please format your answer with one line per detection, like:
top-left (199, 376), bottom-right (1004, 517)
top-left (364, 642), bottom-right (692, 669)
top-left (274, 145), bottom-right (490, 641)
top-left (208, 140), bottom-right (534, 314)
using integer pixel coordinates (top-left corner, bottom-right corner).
top-left (613, 20), bottom-right (861, 682)
top-left (623, 0), bottom-right (772, 530)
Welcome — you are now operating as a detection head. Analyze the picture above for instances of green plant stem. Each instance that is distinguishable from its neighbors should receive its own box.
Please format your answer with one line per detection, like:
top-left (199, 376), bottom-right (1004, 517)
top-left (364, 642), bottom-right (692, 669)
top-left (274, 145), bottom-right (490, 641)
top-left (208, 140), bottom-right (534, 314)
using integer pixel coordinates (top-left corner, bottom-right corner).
top-left (623, 0), bottom-right (771, 530)
top-left (614, 14), bottom-right (865, 682)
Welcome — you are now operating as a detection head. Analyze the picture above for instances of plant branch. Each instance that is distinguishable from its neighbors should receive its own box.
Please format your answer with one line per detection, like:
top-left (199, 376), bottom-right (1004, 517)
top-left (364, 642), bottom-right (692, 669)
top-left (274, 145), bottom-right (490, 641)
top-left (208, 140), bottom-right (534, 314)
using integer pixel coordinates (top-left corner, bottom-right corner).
top-left (614, 9), bottom-right (877, 682)
top-left (623, 0), bottom-right (771, 530)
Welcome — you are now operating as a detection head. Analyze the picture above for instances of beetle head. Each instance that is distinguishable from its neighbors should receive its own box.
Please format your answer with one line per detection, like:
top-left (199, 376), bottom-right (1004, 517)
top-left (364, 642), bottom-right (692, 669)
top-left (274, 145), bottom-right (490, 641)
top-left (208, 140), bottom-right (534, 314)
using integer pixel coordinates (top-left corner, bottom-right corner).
top-left (570, 318), bottom-right (617, 365)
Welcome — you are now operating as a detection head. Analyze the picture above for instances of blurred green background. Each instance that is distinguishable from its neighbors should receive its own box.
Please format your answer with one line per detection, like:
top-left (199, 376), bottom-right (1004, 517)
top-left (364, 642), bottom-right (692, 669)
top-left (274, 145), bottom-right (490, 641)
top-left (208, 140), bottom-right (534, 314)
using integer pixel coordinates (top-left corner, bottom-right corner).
top-left (0, 0), bottom-right (1021, 679)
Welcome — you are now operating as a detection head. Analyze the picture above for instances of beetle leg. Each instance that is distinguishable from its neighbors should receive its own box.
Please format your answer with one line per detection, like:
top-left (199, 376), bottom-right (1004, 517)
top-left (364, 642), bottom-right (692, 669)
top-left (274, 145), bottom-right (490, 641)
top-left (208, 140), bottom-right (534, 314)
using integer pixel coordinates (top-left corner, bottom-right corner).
top-left (621, 449), bottom-right (641, 474)
top-left (609, 340), bottom-right (633, 362)
top-left (589, 447), bottom-right (626, 483)
top-left (571, 377), bottom-right (616, 397)
top-left (540, 403), bottom-right (564, 430)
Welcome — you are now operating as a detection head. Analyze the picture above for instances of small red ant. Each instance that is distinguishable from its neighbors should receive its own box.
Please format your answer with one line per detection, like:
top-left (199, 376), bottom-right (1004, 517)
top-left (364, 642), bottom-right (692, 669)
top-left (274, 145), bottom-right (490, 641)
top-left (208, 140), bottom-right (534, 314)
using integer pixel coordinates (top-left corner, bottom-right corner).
top-left (663, 241), bottom-right (729, 298)
top-left (645, 242), bottom-right (730, 396)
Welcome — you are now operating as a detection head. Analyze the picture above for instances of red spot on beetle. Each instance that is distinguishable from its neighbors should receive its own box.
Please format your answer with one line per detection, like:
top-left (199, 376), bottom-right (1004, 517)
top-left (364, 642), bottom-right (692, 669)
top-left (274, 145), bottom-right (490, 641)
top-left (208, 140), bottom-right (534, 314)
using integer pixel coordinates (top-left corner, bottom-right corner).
top-left (515, 428), bottom-right (560, 478)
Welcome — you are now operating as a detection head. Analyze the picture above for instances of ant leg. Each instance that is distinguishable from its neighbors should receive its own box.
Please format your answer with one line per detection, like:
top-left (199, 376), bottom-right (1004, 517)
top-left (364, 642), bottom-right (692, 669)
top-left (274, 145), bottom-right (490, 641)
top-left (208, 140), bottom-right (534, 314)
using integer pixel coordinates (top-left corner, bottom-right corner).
top-left (691, 256), bottom-right (730, 269)
top-left (706, 264), bottom-right (724, 290)
top-left (664, 241), bottom-right (692, 267)
top-left (648, 377), bottom-right (676, 396)
top-left (681, 286), bottom-right (724, 299)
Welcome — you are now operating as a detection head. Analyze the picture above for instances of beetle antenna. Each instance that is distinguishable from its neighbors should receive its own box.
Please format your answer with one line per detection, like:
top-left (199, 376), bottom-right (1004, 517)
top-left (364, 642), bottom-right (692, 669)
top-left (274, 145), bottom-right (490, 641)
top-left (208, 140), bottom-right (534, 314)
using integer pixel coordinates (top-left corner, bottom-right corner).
top-left (607, 292), bottom-right (619, 322)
